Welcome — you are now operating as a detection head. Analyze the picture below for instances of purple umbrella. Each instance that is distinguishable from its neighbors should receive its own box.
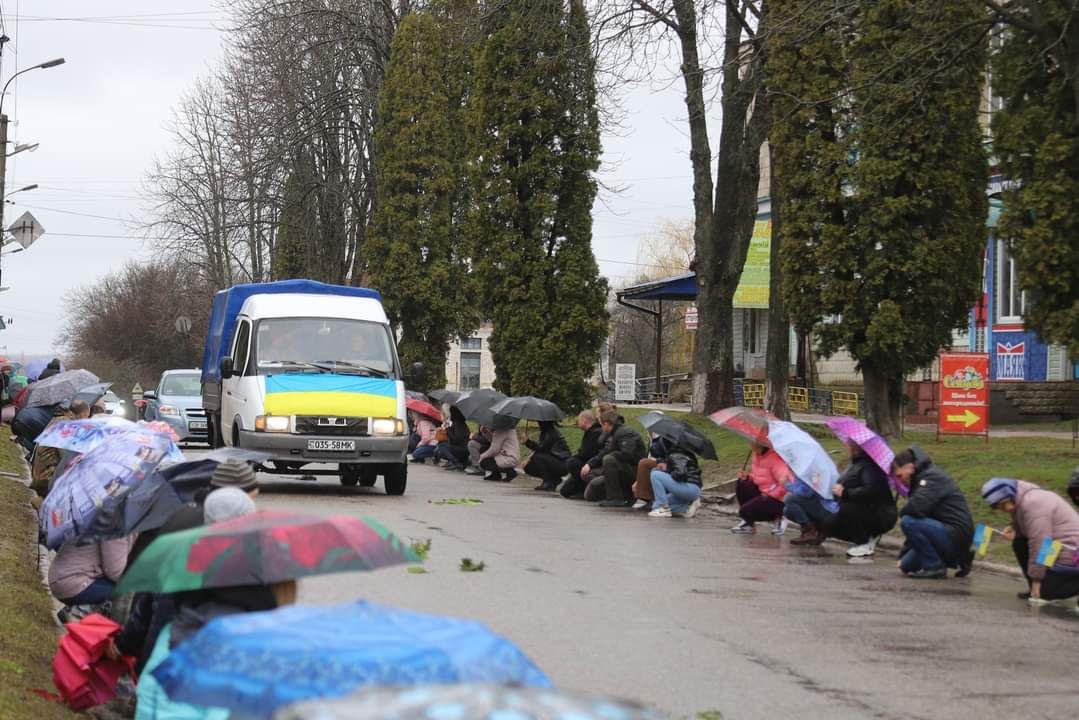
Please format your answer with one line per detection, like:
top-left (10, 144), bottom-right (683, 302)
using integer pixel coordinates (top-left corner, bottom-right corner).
top-left (823, 417), bottom-right (905, 497)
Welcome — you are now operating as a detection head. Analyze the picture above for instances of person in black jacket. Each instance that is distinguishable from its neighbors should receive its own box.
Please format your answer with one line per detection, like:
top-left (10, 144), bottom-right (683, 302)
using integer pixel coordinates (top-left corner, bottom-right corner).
top-left (893, 446), bottom-right (975, 579)
top-left (523, 420), bottom-right (572, 491)
top-left (38, 358), bottom-right (62, 380)
top-left (822, 443), bottom-right (898, 557)
top-left (586, 410), bottom-right (647, 508)
top-left (561, 411), bottom-right (604, 499)
top-left (435, 406), bottom-right (471, 471)
top-left (647, 445), bottom-right (702, 518)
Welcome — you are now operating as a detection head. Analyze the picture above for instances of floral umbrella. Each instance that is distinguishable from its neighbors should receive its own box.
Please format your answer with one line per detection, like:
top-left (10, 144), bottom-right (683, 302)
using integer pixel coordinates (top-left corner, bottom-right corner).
top-left (115, 511), bottom-right (420, 594)
top-left (708, 406), bottom-right (776, 446)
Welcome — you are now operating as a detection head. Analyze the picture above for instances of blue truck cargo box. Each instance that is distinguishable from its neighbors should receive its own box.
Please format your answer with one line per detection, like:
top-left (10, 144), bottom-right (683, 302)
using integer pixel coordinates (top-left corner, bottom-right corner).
top-left (200, 280), bottom-right (382, 384)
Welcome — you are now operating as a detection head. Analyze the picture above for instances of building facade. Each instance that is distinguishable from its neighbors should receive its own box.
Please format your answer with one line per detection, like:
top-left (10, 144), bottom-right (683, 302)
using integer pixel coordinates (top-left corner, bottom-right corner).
top-left (442, 322), bottom-right (497, 391)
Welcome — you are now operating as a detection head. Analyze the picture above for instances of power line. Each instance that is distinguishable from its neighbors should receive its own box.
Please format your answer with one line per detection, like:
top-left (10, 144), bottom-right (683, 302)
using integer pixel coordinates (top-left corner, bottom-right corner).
top-left (9, 202), bottom-right (135, 223)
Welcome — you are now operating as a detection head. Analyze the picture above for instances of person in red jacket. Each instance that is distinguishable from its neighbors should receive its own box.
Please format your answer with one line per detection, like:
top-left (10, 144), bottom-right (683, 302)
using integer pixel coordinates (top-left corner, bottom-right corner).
top-left (731, 442), bottom-right (793, 535)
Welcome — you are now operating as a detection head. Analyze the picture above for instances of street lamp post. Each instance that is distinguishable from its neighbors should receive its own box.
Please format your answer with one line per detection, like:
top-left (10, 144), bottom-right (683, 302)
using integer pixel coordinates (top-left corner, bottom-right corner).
top-left (0, 57), bottom-right (64, 290)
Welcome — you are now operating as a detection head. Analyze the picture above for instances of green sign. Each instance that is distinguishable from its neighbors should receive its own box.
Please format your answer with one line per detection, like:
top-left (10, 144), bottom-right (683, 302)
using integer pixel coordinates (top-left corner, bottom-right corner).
top-left (734, 219), bottom-right (770, 308)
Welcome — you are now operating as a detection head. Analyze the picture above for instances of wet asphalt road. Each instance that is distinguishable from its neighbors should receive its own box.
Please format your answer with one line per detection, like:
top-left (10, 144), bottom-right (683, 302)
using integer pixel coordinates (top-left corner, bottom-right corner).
top-left (187, 448), bottom-right (1079, 719)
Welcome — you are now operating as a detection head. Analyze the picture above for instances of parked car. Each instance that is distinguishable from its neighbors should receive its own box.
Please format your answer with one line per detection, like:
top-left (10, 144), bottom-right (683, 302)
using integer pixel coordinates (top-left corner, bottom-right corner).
top-left (143, 369), bottom-right (209, 443)
top-left (102, 390), bottom-right (130, 419)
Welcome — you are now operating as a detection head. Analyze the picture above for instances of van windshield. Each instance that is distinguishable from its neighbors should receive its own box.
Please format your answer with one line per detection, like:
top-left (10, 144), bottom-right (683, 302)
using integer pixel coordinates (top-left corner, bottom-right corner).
top-left (254, 318), bottom-right (397, 378)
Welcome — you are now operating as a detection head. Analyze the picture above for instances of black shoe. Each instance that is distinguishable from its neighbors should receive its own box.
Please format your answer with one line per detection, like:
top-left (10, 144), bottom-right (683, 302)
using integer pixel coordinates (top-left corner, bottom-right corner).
top-left (502, 469), bottom-right (518, 482)
top-left (1017, 591), bottom-right (1031, 600)
top-left (535, 483), bottom-right (557, 492)
top-left (598, 498), bottom-right (631, 508)
top-left (484, 472), bottom-right (501, 482)
top-left (907, 567), bottom-right (947, 579)
top-left (955, 549), bottom-right (975, 578)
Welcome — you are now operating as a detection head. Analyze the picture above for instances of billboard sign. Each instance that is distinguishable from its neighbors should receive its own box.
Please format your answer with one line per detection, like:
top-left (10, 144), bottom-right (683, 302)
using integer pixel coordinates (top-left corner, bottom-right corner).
top-left (938, 353), bottom-right (989, 440)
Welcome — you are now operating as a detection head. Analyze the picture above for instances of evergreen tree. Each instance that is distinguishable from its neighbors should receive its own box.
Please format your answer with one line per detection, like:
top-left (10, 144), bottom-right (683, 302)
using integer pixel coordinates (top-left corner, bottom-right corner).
top-left (991, 5), bottom-right (1079, 359)
top-left (272, 160), bottom-right (318, 280)
top-left (468, 0), bottom-right (608, 411)
top-left (770, 0), bottom-right (989, 436)
top-left (367, 2), bottom-right (480, 391)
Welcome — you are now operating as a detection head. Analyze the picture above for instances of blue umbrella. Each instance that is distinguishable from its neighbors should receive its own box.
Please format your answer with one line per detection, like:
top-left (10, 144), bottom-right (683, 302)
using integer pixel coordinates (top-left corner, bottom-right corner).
top-left (39, 431), bottom-right (183, 549)
top-left (766, 420), bottom-right (839, 500)
top-left (35, 416), bottom-right (148, 454)
top-left (153, 601), bottom-right (552, 718)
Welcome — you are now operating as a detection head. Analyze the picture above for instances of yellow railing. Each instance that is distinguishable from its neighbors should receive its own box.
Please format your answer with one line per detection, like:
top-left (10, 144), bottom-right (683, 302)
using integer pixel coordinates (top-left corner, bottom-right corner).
top-left (832, 390), bottom-right (860, 416)
top-left (742, 383), bottom-right (766, 408)
top-left (788, 386), bottom-right (809, 411)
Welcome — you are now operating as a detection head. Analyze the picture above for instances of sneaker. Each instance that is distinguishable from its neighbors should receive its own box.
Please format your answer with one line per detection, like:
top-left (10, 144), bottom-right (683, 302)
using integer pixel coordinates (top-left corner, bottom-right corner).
top-left (907, 566), bottom-right (947, 579)
top-left (464, 466), bottom-right (484, 476)
top-left (631, 499), bottom-right (649, 510)
top-left (846, 536), bottom-right (880, 558)
top-left (648, 506), bottom-right (672, 518)
top-left (502, 469), bottom-right (518, 482)
top-left (772, 518), bottom-right (790, 536)
top-left (483, 472), bottom-right (501, 482)
top-left (682, 498), bottom-right (701, 518)
top-left (730, 520), bottom-right (756, 534)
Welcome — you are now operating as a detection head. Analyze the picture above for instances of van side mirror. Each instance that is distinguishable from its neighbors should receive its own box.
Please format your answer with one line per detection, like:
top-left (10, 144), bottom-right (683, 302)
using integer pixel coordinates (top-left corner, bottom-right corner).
top-left (221, 357), bottom-right (235, 380)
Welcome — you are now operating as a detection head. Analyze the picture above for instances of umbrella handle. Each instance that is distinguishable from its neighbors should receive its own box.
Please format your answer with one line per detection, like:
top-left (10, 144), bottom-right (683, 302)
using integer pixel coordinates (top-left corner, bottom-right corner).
top-left (742, 450), bottom-right (751, 471)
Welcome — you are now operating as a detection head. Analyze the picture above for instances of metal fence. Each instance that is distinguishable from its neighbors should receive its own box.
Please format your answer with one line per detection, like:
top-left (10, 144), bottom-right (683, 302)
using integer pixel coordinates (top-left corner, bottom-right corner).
top-left (735, 381), bottom-right (865, 417)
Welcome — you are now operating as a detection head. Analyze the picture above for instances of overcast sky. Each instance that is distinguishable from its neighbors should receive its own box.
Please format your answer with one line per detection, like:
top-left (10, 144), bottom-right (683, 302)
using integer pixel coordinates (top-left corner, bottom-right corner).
top-left (1, 2), bottom-right (709, 358)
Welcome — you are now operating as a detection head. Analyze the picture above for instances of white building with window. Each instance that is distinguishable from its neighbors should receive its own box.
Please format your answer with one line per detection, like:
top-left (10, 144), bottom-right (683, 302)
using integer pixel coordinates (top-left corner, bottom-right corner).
top-left (443, 322), bottom-right (497, 391)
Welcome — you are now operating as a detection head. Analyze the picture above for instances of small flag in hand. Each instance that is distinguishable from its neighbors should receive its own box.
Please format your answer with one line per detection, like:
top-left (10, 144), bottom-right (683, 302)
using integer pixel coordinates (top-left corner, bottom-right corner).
top-left (1036, 538), bottom-right (1063, 567)
top-left (973, 523), bottom-right (992, 558)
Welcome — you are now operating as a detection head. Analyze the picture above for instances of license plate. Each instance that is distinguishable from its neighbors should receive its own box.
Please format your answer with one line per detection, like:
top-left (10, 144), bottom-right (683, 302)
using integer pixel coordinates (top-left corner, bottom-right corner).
top-left (188, 421), bottom-right (207, 430)
top-left (307, 439), bottom-right (356, 452)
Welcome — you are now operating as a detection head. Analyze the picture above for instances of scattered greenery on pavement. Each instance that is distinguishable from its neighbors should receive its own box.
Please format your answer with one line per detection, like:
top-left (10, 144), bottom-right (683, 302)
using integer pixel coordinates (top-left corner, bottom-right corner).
top-left (0, 428), bottom-right (78, 719)
top-left (459, 558), bottom-right (486, 572)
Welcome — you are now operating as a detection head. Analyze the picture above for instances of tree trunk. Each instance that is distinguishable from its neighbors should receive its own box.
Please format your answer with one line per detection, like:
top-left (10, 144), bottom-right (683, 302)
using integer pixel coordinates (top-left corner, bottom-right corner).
top-left (696, 293), bottom-right (737, 412)
top-left (765, 147), bottom-right (790, 420)
top-left (862, 363), bottom-right (903, 438)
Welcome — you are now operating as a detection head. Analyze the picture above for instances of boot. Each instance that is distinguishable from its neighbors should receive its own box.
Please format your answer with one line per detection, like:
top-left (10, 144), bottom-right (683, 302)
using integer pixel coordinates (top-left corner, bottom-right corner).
top-left (790, 524), bottom-right (823, 546)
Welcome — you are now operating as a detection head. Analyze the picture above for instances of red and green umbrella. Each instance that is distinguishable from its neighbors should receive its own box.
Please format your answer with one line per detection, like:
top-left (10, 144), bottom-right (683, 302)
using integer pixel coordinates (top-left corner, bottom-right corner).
top-left (115, 511), bottom-right (420, 594)
top-left (708, 406), bottom-right (776, 446)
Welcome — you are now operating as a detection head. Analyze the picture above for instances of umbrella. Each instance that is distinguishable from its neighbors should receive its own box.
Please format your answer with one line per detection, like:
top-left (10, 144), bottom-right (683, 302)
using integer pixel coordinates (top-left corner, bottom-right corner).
top-left (428, 389), bottom-right (461, 405)
top-left (406, 397), bottom-right (443, 423)
top-left (39, 431), bottom-right (182, 550)
top-left (69, 381), bottom-right (112, 409)
top-left (24, 369), bottom-right (100, 408)
top-left (709, 406), bottom-right (775, 446)
top-left (405, 389), bottom-right (430, 402)
top-left (153, 600), bottom-right (552, 718)
top-left (766, 420), bottom-right (839, 500)
top-left (116, 511), bottom-right (419, 594)
top-left (52, 613), bottom-right (135, 711)
top-left (276, 684), bottom-right (669, 720)
top-left (637, 412), bottom-right (717, 460)
top-left (453, 388), bottom-right (517, 429)
top-left (489, 396), bottom-right (565, 422)
top-left (824, 416), bottom-right (904, 497)
top-left (35, 416), bottom-right (158, 454)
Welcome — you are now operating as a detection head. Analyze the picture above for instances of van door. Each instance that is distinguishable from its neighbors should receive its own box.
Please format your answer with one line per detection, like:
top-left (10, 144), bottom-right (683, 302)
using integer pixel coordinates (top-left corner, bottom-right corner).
top-left (223, 318), bottom-right (252, 444)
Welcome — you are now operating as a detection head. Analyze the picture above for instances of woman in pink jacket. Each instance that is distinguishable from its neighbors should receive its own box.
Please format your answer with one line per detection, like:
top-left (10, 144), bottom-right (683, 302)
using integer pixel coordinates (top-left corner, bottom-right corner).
top-left (409, 411), bottom-right (439, 464)
top-left (982, 477), bottom-right (1079, 603)
top-left (731, 442), bottom-right (793, 535)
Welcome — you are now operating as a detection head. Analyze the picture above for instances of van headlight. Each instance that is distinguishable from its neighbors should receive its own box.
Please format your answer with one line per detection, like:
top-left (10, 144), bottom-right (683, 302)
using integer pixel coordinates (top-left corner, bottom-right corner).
top-left (371, 418), bottom-right (404, 436)
top-left (255, 415), bottom-right (291, 433)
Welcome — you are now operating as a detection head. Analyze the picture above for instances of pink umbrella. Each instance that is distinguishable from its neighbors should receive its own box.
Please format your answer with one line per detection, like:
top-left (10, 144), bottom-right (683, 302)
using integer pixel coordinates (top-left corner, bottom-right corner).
top-left (823, 417), bottom-right (906, 497)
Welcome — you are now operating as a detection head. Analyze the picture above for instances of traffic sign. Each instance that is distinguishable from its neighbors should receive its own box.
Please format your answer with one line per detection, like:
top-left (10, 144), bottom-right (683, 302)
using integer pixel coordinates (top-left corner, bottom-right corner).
top-left (937, 352), bottom-right (989, 442)
top-left (684, 305), bottom-right (698, 331)
top-left (6, 211), bottom-right (44, 250)
top-left (175, 315), bottom-right (192, 334)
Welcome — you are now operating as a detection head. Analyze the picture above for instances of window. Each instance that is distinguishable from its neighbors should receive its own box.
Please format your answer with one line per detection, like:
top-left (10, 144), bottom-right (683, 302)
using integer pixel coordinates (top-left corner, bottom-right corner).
top-left (253, 318), bottom-right (397, 377)
top-left (459, 352), bottom-right (481, 390)
top-left (232, 321), bottom-right (252, 376)
top-left (996, 238), bottom-right (1025, 323)
top-left (745, 310), bottom-right (761, 354)
top-left (161, 373), bottom-right (201, 396)
top-left (460, 337), bottom-right (482, 350)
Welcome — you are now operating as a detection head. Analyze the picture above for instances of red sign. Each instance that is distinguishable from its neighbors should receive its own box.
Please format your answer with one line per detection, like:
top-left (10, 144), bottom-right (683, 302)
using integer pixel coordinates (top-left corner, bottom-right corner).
top-left (938, 353), bottom-right (989, 439)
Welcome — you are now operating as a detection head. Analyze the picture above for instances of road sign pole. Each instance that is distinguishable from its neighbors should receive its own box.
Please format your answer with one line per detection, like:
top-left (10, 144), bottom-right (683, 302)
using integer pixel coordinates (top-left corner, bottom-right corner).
top-left (0, 114), bottom-right (8, 291)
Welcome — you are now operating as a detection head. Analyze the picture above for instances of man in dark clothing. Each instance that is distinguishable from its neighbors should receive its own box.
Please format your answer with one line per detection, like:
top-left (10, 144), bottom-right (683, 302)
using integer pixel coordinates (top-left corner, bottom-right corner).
top-left (893, 446), bottom-right (975, 579)
top-left (588, 410), bottom-right (647, 508)
top-left (524, 420), bottom-right (572, 491)
top-left (38, 358), bottom-right (62, 380)
top-left (561, 411), bottom-right (605, 499)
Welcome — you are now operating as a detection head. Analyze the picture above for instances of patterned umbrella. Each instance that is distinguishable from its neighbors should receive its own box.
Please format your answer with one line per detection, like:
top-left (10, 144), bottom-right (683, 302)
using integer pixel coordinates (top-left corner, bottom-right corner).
top-left (35, 417), bottom-right (179, 454)
top-left (39, 431), bottom-right (183, 550)
top-left (24, 369), bottom-right (99, 408)
top-left (766, 420), bottom-right (839, 499)
top-left (153, 601), bottom-right (552, 719)
top-left (276, 684), bottom-right (669, 720)
top-left (406, 397), bottom-right (443, 423)
top-left (708, 406), bottom-right (776, 446)
top-left (824, 416), bottom-right (903, 496)
top-left (115, 511), bottom-right (420, 594)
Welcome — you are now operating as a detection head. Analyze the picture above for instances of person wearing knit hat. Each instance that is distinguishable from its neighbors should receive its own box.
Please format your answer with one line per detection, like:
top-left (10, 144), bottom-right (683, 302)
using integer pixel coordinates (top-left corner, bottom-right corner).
top-left (204, 487), bottom-right (257, 524)
top-left (211, 459), bottom-right (259, 498)
top-left (983, 477), bottom-right (1079, 603)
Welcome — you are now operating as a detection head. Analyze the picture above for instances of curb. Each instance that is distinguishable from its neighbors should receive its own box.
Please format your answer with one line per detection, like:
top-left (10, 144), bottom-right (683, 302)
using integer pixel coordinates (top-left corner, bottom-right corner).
top-left (702, 495), bottom-right (1022, 579)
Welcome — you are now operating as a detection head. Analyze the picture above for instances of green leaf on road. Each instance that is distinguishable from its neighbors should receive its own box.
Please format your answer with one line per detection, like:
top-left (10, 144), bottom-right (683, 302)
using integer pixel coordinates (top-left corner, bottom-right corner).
top-left (429, 498), bottom-right (483, 505)
top-left (409, 538), bottom-right (432, 561)
top-left (459, 558), bottom-right (485, 572)
top-left (407, 566), bottom-right (429, 574)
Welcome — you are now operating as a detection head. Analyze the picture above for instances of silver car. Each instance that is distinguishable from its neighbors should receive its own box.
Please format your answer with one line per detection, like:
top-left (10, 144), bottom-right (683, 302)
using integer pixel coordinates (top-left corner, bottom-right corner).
top-left (143, 369), bottom-right (209, 443)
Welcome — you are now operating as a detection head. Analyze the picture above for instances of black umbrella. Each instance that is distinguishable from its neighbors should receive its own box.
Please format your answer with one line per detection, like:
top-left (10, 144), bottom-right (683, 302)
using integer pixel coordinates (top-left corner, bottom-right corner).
top-left (428, 388), bottom-right (461, 405)
top-left (405, 389), bottom-right (429, 403)
top-left (69, 381), bottom-right (112, 409)
top-left (638, 411), bottom-right (718, 460)
top-left (489, 396), bottom-right (565, 422)
top-left (453, 388), bottom-right (506, 422)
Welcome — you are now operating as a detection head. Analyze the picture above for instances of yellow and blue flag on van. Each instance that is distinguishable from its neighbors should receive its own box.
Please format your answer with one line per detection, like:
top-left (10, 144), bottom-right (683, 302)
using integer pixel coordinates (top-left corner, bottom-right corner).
top-left (1036, 538), bottom-right (1064, 568)
top-left (264, 374), bottom-right (397, 417)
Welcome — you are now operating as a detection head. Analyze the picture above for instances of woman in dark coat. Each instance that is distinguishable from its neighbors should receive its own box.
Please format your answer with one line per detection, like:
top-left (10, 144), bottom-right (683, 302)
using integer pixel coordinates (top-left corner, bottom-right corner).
top-left (524, 420), bottom-right (572, 492)
top-left (435, 406), bottom-right (471, 471)
top-left (822, 443), bottom-right (897, 557)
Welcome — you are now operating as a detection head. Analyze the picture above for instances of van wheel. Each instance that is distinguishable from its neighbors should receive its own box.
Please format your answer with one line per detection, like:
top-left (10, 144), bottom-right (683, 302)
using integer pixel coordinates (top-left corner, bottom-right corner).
top-left (383, 463), bottom-right (407, 496)
top-left (340, 464), bottom-right (360, 487)
top-left (232, 424), bottom-right (241, 449)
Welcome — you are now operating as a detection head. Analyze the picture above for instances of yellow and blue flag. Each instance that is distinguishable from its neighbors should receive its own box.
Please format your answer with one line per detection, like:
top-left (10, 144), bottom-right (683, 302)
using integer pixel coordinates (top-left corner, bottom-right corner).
top-left (1036, 538), bottom-right (1063, 567)
top-left (973, 523), bottom-right (992, 558)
